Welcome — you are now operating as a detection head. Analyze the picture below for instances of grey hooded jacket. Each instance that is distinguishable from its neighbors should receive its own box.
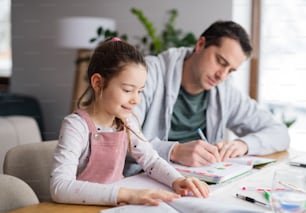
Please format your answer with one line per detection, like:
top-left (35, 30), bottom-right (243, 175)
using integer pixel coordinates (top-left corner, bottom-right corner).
top-left (124, 47), bottom-right (290, 176)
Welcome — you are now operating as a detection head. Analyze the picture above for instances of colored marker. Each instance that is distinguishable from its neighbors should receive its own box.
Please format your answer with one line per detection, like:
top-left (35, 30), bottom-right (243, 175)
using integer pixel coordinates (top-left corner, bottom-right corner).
top-left (241, 186), bottom-right (285, 192)
top-left (241, 186), bottom-right (269, 192)
top-left (264, 190), bottom-right (270, 201)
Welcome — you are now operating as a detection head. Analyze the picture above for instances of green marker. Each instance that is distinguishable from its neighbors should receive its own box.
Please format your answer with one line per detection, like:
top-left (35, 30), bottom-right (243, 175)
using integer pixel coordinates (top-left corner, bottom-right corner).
top-left (264, 190), bottom-right (270, 201)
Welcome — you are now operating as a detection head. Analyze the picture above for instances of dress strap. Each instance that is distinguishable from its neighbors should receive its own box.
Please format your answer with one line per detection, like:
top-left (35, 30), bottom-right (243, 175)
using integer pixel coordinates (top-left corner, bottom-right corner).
top-left (74, 109), bottom-right (97, 133)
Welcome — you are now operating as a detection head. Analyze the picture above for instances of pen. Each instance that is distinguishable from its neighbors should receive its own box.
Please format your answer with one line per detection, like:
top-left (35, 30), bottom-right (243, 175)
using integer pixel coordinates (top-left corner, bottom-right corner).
top-left (197, 128), bottom-right (208, 142)
top-left (236, 193), bottom-right (270, 208)
top-left (290, 162), bottom-right (306, 168)
top-left (197, 128), bottom-right (221, 162)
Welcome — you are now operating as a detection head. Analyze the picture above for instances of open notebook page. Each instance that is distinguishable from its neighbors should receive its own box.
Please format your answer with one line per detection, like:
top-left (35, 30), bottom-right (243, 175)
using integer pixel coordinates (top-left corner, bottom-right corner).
top-left (101, 174), bottom-right (265, 213)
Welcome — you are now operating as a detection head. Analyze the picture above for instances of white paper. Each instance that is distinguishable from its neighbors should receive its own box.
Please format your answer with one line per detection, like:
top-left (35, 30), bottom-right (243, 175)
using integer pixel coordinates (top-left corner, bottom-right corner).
top-left (101, 174), bottom-right (266, 213)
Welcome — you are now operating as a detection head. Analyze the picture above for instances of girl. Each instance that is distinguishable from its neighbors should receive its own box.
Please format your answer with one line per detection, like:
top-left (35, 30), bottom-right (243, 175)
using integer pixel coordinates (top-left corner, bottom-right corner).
top-left (50, 38), bottom-right (209, 206)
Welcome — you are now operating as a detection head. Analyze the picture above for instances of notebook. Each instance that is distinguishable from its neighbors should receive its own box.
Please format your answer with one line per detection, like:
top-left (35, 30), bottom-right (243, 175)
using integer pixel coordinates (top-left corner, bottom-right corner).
top-left (100, 197), bottom-right (262, 213)
top-left (101, 174), bottom-right (262, 213)
top-left (227, 156), bottom-right (276, 167)
top-left (171, 156), bottom-right (276, 184)
top-left (171, 161), bottom-right (252, 184)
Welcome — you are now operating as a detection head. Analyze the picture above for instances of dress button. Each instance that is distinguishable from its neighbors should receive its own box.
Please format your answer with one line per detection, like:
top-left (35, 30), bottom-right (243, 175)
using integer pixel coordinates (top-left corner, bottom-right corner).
top-left (94, 133), bottom-right (100, 140)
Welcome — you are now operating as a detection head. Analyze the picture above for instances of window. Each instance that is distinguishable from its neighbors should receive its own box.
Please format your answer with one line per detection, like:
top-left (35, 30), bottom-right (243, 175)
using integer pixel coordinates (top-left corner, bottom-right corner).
top-left (0, 0), bottom-right (11, 91)
top-left (259, 0), bottom-right (306, 151)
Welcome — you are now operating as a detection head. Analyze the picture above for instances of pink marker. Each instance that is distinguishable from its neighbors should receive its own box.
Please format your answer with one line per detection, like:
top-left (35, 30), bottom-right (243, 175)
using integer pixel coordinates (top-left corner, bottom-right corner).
top-left (241, 186), bottom-right (286, 192)
top-left (241, 186), bottom-right (270, 192)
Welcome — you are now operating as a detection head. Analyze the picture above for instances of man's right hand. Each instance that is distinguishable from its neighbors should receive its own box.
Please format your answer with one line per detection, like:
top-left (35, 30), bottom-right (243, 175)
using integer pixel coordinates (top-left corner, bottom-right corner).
top-left (170, 140), bottom-right (221, 167)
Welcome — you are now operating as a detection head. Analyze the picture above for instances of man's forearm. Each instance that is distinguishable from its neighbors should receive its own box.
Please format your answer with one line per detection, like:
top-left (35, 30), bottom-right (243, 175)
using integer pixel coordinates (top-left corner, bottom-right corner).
top-left (150, 138), bottom-right (178, 162)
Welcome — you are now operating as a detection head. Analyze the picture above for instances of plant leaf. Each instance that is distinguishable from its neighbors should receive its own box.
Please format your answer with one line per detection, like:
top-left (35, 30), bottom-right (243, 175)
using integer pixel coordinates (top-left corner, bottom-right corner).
top-left (89, 38), bottom-right (97, 43)
top-left (131, 7), bottom-right (162, 54)
top-left (120, 34), bottom-right (128, 41)
top-left (97, 27), bottom-right (103, 36)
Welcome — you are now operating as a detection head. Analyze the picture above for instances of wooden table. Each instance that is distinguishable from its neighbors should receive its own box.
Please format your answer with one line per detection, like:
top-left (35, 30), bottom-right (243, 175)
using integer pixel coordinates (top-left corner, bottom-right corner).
top-left (9, 150), bottom-right (290, 213)
top-left (9, 202), bottom-right (110, 213)
top-left (263, 150), bottom-right (289, 160)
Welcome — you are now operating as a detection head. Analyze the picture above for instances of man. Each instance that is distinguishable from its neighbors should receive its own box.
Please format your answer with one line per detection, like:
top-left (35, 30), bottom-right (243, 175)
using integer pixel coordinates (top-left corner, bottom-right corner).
top-left (124, 20), bottom-right (290, 176)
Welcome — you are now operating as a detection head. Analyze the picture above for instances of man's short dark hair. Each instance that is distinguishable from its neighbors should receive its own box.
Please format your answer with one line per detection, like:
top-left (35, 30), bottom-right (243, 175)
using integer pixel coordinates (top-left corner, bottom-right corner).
top-left (201, 20), bottom-right (253, 57)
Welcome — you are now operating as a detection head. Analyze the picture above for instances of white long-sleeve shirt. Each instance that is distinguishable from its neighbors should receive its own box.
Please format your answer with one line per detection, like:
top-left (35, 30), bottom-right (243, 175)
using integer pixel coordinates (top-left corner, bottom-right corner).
top-left (50, 113), bottom-right (183, 206)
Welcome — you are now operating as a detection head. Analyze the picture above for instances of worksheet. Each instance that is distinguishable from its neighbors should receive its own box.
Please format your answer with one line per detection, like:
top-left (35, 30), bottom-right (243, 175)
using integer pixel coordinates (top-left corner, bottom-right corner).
top-left (100, 174), bottom-right (264, 213)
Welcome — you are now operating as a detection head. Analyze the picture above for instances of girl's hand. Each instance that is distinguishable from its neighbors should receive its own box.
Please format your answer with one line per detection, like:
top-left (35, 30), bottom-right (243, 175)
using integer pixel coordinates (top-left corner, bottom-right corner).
top-left (172, 177), bottom-right (209, 198)
top-left (117, 187), bottom-right (180, 206)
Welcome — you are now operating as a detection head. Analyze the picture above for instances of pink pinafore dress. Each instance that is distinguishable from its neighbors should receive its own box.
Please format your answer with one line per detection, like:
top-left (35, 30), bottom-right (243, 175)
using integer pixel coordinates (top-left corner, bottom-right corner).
top-left (76, 110), bottom-right (128, 184)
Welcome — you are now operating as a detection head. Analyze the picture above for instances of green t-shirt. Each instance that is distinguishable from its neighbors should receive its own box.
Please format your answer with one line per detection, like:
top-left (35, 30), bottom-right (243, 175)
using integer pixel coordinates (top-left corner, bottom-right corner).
top-left (168, 86), bottom-right (208, 143)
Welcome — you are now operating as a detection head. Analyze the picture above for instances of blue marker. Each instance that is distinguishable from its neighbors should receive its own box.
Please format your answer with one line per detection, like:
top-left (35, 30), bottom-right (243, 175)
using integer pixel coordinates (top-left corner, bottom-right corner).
top-left (197, 128), bottom-right (208, 142)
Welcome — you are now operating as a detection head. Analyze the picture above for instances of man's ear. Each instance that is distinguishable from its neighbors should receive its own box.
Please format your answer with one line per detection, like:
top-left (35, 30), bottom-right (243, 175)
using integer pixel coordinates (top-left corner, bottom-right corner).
top-left (90, 73), bottom-right (104, 92)
top-left (194, 36), bottom-right (206, 53)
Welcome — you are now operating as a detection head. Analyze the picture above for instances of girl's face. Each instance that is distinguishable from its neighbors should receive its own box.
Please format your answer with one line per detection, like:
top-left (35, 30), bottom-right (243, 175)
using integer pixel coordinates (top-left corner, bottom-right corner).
top-left (96, 63), bottom-right (147, 123)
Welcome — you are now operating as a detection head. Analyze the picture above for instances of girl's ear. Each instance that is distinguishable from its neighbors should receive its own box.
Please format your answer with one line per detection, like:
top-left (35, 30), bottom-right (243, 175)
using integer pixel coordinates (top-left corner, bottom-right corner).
top-left (90, 73), bottom-right (104, 92)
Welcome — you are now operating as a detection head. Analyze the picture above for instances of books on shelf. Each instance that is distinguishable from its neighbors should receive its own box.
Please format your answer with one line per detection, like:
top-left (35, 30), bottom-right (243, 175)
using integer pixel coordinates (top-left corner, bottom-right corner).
top-left (171, 156), bottom-right (276, 184)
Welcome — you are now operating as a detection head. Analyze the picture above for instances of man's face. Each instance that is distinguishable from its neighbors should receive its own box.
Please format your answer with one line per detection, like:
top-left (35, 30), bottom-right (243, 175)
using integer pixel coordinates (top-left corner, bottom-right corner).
top-left (189, 37), bottom-right (247, 93)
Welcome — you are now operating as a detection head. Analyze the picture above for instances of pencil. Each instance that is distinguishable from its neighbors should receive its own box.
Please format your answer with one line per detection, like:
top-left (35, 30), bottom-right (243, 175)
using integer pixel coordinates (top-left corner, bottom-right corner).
top-left (197, 128), bottom-right (208, 142)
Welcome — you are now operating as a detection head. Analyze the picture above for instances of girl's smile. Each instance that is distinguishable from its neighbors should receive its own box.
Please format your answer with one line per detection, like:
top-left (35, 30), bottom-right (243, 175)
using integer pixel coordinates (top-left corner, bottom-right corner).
top-left (90, 63), bottom-right (147, 127)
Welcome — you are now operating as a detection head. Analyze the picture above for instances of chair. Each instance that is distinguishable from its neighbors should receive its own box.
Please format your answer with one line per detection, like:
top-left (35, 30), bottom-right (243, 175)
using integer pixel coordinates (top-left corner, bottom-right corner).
top-left (3, 140), bottom-right (58, 202)
top-left (0, 92), bottom-right (45, 139)
top-left (0, 115), bottom-right (42, 173)
top-left (0, 174), bottom-right (39, 212)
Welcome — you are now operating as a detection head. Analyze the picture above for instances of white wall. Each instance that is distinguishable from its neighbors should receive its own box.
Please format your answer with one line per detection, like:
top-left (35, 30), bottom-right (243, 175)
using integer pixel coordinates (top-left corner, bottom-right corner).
top-left (11, 0), bottom-right (233, 140)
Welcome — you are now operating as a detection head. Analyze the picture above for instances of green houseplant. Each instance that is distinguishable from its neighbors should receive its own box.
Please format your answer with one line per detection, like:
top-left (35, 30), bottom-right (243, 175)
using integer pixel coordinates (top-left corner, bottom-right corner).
top-left (269, 106), bottom-right (297, 128)
top-left (90, 8), bottom-right (197, 55)
top-left (130, 8), bottom-right (197, 55)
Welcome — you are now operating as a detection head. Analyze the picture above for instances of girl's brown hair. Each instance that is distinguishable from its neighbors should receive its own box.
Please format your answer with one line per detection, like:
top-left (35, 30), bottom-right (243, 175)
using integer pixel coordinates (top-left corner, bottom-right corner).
top-left (77, 38), bottom-right (147, 152)
top-left (77, 37), bottom-right (147, 109)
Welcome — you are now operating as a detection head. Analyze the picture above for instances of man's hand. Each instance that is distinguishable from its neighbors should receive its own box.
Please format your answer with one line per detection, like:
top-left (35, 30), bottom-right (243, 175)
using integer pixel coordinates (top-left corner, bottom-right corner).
top-left (170, 140), bottom-right (221, 167)
top-left (215, 140), bottom-right (248, 161)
